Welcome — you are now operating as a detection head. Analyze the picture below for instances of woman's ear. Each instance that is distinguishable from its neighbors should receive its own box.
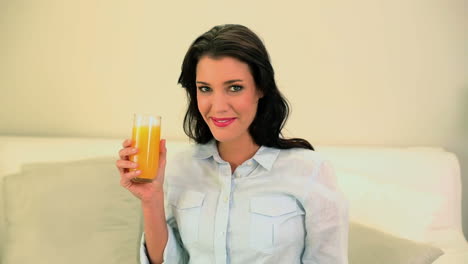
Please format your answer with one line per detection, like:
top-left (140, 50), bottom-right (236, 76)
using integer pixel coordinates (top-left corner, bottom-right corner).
top-left (256, 87), bottom-right (264, 99)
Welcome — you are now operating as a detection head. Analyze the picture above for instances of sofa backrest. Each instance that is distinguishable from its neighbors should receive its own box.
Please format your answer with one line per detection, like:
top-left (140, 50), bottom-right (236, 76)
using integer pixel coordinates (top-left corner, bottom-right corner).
top-left (0, 136), bottom-right (463, 246)
top-left (317, 145), bottom-right (462, 242)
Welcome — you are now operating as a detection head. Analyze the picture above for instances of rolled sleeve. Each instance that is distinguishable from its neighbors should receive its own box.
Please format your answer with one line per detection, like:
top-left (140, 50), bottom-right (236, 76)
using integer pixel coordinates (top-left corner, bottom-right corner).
top-left (302, 160), bottom-right (349, 264)
top-left (139, 222), bottom-right (188, 264)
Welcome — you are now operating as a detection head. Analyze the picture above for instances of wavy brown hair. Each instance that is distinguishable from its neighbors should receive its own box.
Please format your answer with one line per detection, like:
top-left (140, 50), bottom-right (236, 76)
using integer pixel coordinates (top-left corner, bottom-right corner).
top-left (178, 24), bottom-right (313, 150)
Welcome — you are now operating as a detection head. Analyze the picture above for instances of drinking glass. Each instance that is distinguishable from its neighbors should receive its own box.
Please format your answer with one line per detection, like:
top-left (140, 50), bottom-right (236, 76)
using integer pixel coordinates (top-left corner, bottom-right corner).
top-left (129, 114), bottom-right (161, 183)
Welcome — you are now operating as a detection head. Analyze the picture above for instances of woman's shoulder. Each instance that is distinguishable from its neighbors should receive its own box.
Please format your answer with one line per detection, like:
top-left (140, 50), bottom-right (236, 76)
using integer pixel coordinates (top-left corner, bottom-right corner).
top-left (166, 142), bottom-right (199, 163)
top-left (166, 141), bottom-right (215, 168)
top-left (164, 143), bottom-right (204, 182)
top-left (275, 147), bottom-right (338, 189)
top-left (277, 147), bottom-right (328, 165)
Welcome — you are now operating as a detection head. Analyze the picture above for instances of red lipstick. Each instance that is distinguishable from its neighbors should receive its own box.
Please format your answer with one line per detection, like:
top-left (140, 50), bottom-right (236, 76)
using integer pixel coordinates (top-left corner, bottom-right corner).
top-left (211, 117), bottom-right (236, 127)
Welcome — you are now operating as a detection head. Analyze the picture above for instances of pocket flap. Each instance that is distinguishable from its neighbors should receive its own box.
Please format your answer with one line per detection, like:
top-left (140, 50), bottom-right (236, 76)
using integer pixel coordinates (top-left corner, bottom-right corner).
top-left (173, 190), bottom-right (205, 209)
top-left (250, 195), bottom-right (298, 217)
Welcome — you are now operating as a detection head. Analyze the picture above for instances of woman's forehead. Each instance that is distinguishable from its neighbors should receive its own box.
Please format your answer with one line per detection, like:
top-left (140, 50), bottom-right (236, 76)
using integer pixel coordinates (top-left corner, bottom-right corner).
top-left (196, 56), bottom-right (253, 82)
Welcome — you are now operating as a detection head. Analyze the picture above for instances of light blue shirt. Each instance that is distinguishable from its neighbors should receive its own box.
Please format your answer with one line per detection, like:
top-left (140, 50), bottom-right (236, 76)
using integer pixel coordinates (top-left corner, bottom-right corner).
top-left (140, 140), bottom-right (349, 264)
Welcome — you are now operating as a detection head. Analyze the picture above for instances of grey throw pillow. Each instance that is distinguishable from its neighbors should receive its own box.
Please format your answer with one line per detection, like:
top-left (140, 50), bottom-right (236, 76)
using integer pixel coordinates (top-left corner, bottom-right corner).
top-left (2, 157), bottom-right (142, 264)
top-left (349, 222), bottom-right (444, 264)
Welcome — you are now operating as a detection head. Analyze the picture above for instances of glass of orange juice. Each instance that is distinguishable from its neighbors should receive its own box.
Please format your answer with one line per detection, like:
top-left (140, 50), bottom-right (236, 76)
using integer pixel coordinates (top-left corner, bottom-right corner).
top-left (129, 114), bottom-right (161, 183)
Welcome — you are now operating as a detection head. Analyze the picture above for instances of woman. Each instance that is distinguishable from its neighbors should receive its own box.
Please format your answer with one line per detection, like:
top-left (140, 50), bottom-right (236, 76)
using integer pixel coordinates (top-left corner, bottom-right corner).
top-left (117, 24), bottom-right (348, 264)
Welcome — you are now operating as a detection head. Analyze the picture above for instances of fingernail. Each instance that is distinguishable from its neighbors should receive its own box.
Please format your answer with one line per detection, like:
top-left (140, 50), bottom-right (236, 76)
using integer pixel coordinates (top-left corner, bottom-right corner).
top-left (135, 170), bottom-right (141, 174)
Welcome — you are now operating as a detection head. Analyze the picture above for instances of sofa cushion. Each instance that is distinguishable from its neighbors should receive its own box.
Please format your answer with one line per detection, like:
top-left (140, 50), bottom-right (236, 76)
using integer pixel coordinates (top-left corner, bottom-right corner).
top-left (349, 221), bottom-right (444, 263)
top-left (320, 146), bottom-right (462, 235)
top-left (336, 168), bottom-right (445, 242)
top-left (2, 157), bottom-right (142, 264)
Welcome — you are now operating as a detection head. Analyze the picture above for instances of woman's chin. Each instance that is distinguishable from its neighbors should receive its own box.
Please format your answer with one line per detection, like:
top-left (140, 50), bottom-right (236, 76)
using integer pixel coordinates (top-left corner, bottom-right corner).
top-left (212, 135), bottom-right (232, 144)
top-left (211, 132), bottom-right (237, 144)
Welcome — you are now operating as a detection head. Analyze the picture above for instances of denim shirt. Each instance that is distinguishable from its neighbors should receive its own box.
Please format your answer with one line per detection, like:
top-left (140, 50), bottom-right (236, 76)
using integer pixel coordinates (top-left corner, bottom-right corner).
top-left (140, 141), bottom-right (349, 264)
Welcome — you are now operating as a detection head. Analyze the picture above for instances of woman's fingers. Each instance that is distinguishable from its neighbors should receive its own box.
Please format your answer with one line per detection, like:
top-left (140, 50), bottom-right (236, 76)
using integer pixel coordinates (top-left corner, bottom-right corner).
top-left (115, 159), bottom-right (138, 174)
top-left (122, 139), bottom-right (133, 147)
top-left (119, 165), bottom-right (142, 186)
top-left (122, 169), bottom-right (141, 180)
top-left (120, 170), bottom-right (142, 188)
top-left (119, 139), bottom-right (134, 159)
top-left (118, 138), bottom-right (166, 187)
top-left (119, 147), bottom-right (138, 160)
top-left (116, 159), bottom-right (138, 169)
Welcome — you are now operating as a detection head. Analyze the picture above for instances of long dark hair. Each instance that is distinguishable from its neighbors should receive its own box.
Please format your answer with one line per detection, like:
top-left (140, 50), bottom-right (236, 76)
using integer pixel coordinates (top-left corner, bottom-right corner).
top-left (178, 24), bottom-right (314, 150)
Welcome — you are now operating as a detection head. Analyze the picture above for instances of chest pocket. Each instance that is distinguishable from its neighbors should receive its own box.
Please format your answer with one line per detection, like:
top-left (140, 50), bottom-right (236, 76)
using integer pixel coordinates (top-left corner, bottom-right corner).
top-left (170, 190), bottom-right (205, 245)
top-left (249, 195), bottom-right (305, 254)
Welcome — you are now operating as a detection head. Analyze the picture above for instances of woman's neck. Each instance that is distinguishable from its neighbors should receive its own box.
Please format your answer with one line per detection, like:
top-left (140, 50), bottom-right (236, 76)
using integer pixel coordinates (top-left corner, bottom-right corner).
top-left (217, 136), bottom-right (260, 173)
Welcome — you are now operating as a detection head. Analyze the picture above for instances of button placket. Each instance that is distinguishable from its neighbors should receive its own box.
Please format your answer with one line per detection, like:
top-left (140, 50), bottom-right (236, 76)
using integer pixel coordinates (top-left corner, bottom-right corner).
top-left (214, 162), bottom-right (232, 264)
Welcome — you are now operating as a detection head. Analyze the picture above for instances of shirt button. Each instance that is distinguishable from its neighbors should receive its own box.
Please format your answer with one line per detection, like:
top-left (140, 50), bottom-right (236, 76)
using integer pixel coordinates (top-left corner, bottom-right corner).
top-left (247, 161), bottom-right (253, 166)
top-left (224, 196), bottom-right (229, 203)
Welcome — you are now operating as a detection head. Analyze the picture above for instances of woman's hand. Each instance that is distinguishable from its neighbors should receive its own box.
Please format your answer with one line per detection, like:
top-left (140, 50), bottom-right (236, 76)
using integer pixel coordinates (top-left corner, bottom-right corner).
top-left (116, 138), bottom-right (167, 204)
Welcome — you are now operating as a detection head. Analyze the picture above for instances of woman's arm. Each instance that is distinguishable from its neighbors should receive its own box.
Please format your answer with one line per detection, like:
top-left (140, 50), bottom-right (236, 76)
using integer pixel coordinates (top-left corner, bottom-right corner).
top-left (139, 194), bottom-right (189, 264)
top-left (117, 139), bottom-right (174, 263)
top-left (141, 192), bottom-right (168, 264)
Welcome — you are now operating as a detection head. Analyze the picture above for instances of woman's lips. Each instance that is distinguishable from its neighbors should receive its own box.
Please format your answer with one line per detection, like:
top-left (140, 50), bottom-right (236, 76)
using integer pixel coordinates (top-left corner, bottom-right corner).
top-left (211, 117), bottom-right (236, 127)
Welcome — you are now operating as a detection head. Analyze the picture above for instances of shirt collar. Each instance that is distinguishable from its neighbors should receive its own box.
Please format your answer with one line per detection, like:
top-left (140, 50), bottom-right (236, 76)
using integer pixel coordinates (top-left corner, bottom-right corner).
top-left (193, 140), bottom-right (219, 160)
top-left (253, 145), bottom-right (280, 171)
top-left (193, 140), bottom-right (280, 171)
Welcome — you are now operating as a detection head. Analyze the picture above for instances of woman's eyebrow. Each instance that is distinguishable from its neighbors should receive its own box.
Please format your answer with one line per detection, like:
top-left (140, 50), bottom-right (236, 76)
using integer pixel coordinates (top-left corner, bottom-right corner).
top-left (196, 79), bottom-right (243, 85)
top-left (224, 79), bottom-right (243, 85)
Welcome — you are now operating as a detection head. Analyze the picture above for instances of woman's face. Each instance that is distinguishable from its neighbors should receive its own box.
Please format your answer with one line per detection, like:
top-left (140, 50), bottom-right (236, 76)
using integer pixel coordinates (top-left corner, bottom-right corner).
top-left (196, 56), bottom-right (263, 144)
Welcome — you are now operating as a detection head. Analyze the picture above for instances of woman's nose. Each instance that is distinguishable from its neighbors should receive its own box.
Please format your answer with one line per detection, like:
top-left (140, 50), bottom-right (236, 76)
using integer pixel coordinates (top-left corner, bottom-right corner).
top-left (211, 92), bottom-right (230, 113)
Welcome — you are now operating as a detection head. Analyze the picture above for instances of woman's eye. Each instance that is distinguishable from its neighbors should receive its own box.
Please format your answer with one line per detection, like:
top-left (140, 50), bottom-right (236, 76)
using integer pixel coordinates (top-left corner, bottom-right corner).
top-left (229, 85), bottom-right (243, 92)
top-left (198, 86), bottom-right (211, 92)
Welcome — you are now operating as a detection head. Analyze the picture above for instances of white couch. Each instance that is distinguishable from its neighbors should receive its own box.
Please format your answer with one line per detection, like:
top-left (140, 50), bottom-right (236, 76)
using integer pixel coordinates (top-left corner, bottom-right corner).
top-left (0, 136), bottom-right (467, 263)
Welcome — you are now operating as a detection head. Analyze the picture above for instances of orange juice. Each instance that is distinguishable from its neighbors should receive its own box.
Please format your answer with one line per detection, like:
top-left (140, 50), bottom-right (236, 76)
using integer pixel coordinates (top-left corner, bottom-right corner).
top-left (130, 124), bottom-right (161, 182)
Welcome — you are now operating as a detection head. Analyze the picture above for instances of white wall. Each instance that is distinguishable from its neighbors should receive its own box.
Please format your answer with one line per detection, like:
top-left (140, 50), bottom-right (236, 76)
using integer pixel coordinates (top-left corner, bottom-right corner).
top-left (1, 0), bottom-right (467, 238)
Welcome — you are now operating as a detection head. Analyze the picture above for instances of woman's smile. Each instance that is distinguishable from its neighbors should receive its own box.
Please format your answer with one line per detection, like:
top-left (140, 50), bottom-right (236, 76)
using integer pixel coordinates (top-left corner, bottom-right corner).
top-left (210, 117), bottom-right (237, 127)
